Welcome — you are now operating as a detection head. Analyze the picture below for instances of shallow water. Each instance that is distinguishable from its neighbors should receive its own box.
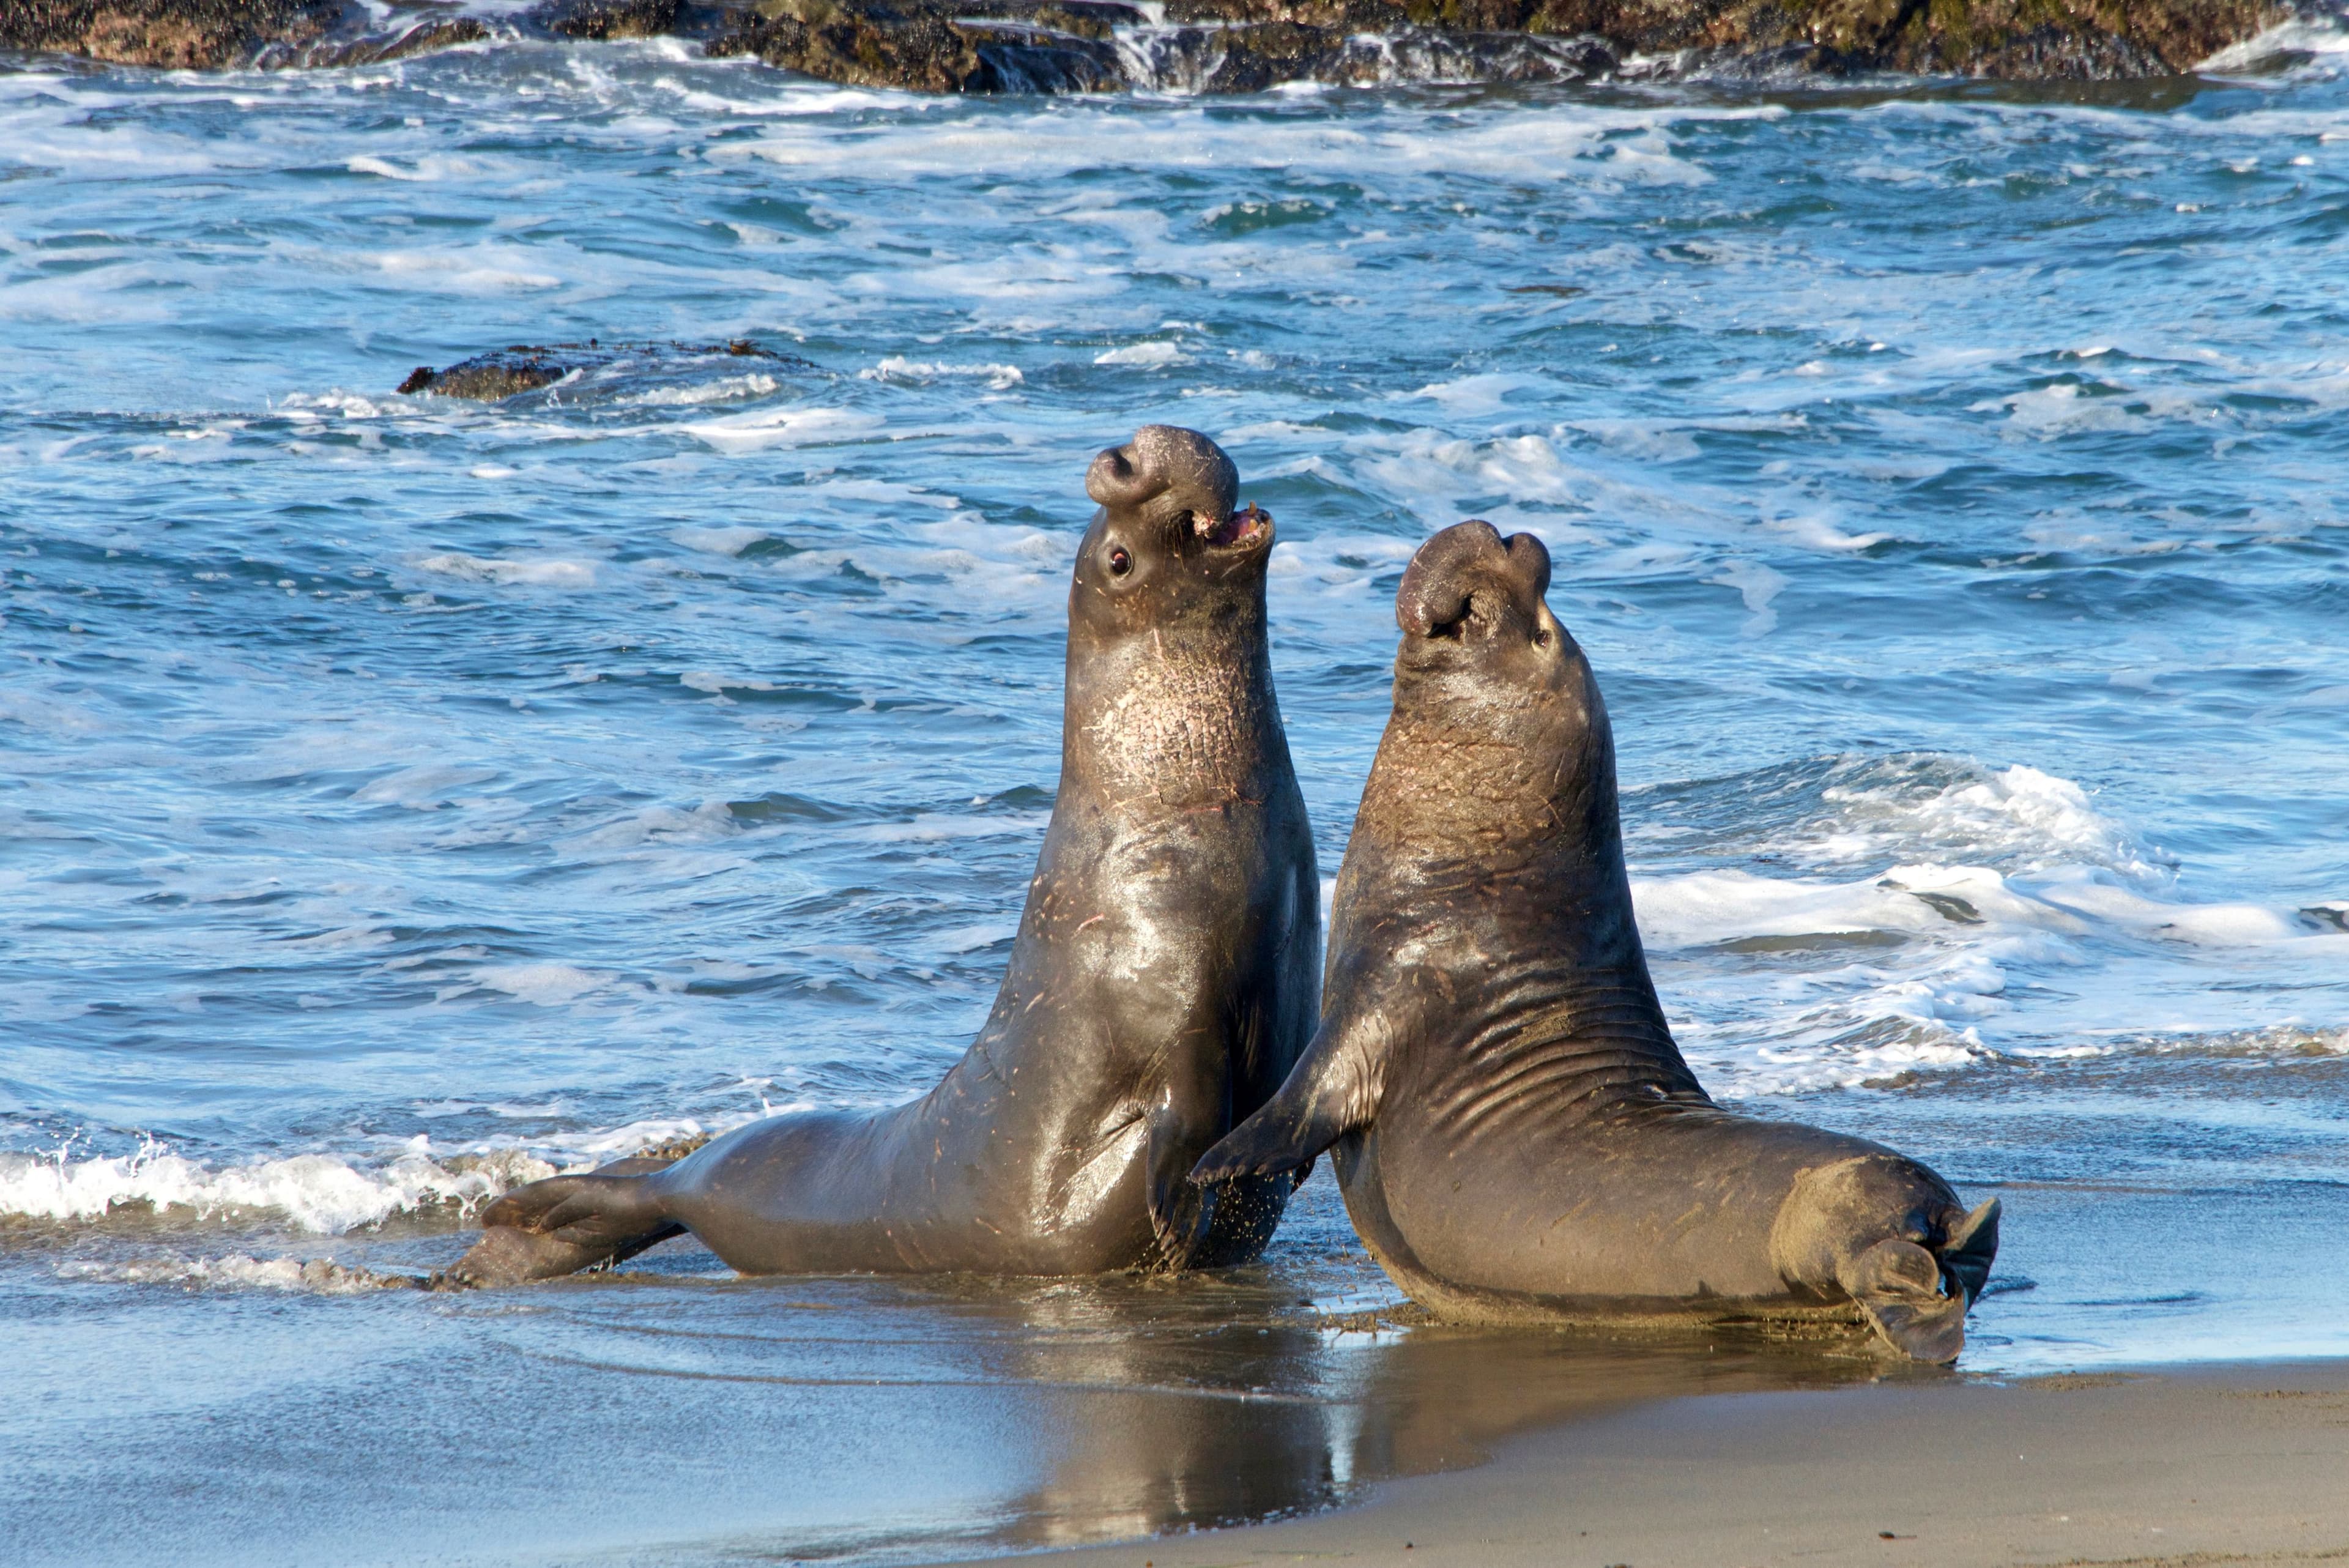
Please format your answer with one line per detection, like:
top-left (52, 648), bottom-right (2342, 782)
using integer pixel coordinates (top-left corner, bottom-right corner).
top-left (4, 29), bottom-right (2349, 1566)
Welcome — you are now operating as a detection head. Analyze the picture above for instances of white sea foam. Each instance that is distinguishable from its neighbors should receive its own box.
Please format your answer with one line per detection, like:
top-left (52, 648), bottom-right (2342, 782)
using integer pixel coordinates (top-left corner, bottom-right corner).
top-left (414, 553), bottom-right (598, 588)
top-left (1811, 762), bottom-right (2164, 877)
top-left (1704, 559), bottom-right (1788, 636)
top-left (1625, 754), bottom-right (2345, 1094)
top-left (1094, 340), bottom-right (1187, 367)
top-left (0, 1140), bottom-right (549, 1232)
top-left (473, 962), bottom-right (613, 1005)
top-left (56, 1254), bottom-right (412, 1294)
top-left (620, 373), bottom-right (782, 407)
top-left (845, 810), bottom-right (1053, 844)
top-left (4, 1114), bottom-right (766, 1239)
top-left (862, 356), bottom-right (1025, 390)
top-left (351, 763), bottom-right (500, 808)
top-left (670, 526), bottom-right (773, 556)
top-left (683, 406), bottom-right (885, 453)
top-left (346, 154), bottom-right (499, 183)
top-left (2200, 17), bottom-right (2349, 75)
top-left (705, 98), bottom-right (1770, 187)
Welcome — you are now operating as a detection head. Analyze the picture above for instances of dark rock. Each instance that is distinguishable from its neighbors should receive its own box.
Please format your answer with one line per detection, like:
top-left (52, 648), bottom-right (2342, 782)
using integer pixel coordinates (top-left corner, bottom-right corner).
top-left (705, 0), bottom-right (1128, 92)
top-left (260, 12), bottom-right (490, 67)
top-left (0, 0), bottom-right (340, 68)
top-left (527, 0), bottom-right (682, 39)
top-left (1, 0), bottom-right (2330, 87)
top-left (0, 0), bottom-right (499, 69)
top-left (395, 338), bottom-right (810, 401)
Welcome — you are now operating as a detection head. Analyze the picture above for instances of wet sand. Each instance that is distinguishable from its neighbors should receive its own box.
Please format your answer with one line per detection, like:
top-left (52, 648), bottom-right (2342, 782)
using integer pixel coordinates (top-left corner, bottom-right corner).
top-left (981, 1358), bottom-right (2349, 1568)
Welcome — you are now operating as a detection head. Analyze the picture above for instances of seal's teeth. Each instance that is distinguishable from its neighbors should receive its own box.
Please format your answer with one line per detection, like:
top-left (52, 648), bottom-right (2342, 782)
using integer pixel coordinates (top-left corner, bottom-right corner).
top-left (1203, 503), bottom-right (1270, 549)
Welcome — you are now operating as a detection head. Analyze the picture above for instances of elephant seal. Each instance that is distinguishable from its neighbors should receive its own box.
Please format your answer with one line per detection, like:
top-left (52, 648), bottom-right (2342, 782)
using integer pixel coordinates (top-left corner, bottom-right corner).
top-left (1193, 521), bottom-right (1998, 1361)
top-left (451, 426), bottom-right (1318, 1286)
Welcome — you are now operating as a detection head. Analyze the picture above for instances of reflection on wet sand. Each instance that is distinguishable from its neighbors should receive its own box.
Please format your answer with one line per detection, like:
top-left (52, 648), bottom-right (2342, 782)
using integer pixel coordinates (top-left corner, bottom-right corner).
top-left (480, 1235), bottom-right (1919, 1561)
top-left (9, 1174), bottom-right (1940, 1568)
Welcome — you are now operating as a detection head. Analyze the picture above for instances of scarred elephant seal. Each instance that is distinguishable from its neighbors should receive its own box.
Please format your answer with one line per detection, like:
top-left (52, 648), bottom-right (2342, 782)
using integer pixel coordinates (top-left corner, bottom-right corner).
top-left (450, 426), bottom-right (1319, 1285)
top-left (1193, 521), bottom-right (1998, 1361)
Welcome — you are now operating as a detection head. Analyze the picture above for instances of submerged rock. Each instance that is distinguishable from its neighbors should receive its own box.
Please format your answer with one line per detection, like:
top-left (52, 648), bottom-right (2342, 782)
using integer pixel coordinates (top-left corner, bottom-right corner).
top-left (396, 339), bottom-right (809, 401)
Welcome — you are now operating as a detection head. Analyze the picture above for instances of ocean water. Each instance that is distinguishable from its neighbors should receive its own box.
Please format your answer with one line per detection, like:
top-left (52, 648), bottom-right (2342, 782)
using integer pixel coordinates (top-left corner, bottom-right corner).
top-left (5, 28), bottom-right (2349, 1566)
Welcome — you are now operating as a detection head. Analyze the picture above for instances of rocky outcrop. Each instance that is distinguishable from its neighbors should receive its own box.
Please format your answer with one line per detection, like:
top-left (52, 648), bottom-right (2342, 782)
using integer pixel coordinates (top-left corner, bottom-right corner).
top-left (703, 0), bottom-right (1129, 92)
top-left (1, 0), bottom-right (2331, 86)
top-left (527, 0), bottom-right (684, 40)
top-left (0, 0), bottom-right (495, 69)
top-left (1469, 0), bottom-right (2296, 78)
top-left (699, 0), bottom-right (2315, 89)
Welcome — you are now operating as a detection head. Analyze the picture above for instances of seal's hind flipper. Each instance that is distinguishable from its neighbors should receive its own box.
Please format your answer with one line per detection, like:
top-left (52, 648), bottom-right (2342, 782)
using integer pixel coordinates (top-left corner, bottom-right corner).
top-left (1145, 1105), bottom-right (1219, 1270)
top-left (1937, 1197), bottom-right (2001, 1306)
top-left (440, 1163), bottom-right (683, 1288)
top-left (1842, 1236), bottom-right (1970, 1364)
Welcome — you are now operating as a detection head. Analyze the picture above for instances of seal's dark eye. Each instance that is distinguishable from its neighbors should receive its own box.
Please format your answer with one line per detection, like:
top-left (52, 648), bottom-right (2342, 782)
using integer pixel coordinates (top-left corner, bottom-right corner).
top-left (1108, 547), bottom-right (1132, 576)
top-left (1533, 628), bottom-right (1553, 648)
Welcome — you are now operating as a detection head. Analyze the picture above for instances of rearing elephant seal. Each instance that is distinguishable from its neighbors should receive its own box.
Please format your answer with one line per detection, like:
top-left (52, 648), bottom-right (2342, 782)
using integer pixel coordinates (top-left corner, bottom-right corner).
top-left (1193, 521), bottom-right (1998, 1361)
top-left (452, 426), bottom-right (1318, 1285)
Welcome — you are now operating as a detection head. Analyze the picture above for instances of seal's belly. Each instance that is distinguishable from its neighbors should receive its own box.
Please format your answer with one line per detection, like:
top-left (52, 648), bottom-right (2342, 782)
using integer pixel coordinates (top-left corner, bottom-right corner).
top-left (1339, 1116), bottom-right (1885, 1312)
top-left (670, 1108), bottom-right (1163, 1276)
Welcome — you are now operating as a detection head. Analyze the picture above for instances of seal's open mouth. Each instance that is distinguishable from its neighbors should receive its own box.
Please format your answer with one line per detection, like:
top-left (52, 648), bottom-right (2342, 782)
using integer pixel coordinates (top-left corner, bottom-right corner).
top-left (1195, 502), bottom-right (1272, 550)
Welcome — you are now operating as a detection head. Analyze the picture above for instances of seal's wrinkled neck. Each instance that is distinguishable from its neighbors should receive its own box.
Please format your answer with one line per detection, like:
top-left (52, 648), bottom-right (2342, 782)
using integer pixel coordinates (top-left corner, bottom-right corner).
top-left (1354, 662), bottom-right (1698, 1109)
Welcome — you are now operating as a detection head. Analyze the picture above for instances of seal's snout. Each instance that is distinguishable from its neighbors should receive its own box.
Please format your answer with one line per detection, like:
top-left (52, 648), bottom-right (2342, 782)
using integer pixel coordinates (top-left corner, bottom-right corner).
top-left (1086, 425), bottom-right (1246, 546)
top-left (1397, 519), bottom-right (1552, 637)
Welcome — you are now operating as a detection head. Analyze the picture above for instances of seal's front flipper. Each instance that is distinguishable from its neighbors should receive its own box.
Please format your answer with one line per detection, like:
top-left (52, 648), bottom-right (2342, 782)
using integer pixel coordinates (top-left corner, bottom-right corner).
top-left (1937, 1197), bottom-right (2001, 1306)
top-left (440, 1162), bottom-right (683, 1288)
top-left (1842, 1236), bottom-right (1970, 1364)
top-left (1191, 1011), bottom-right (1387, 1186)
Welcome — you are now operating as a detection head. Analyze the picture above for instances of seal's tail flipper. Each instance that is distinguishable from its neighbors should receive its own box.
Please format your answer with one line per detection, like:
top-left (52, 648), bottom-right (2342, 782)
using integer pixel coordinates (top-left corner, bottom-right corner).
top-left (437, 1159), bottom-right (684, 1289)
top-left (1841, 1237), bottom-right (1971, 1364)
top-left (1937, 1197), bottom-right (2002, 1306)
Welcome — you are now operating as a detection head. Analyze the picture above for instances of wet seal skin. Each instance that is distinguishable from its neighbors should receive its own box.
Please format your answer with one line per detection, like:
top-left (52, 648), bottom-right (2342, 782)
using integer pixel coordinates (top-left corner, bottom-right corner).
top-left (1193, 520), bottom-right (1998, 1362)
top-left (445, 426), bottom-right (1319, 1287)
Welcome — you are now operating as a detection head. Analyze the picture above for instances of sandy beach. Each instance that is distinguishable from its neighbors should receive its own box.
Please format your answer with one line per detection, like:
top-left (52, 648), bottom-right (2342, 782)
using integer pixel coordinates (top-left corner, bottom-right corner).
top-left (975, 1358), bottom-right (2349, 1568)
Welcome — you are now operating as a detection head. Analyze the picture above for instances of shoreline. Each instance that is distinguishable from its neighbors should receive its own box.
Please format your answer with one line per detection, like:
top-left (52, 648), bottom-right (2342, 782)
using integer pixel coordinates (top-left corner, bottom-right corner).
top-left (950, 1356), bottom-right (2349, 1568)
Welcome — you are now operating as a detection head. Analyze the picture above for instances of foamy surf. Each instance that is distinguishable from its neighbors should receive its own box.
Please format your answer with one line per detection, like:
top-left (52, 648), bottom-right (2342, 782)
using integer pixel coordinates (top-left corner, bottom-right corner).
top-left (54, 1253), bottom-right (421, 1293)
top-left (1620, 754), bottom-right (2348, 1096)
top-left (0, 1115), bottom-right (757, 1236)
top-left (0, 1140), bottom-right (552, 1232)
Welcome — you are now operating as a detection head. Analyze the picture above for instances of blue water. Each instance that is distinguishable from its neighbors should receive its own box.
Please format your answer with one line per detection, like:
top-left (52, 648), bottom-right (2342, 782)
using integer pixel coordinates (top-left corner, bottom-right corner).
top-left (4, 31), bottom-right (2349, 1566)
